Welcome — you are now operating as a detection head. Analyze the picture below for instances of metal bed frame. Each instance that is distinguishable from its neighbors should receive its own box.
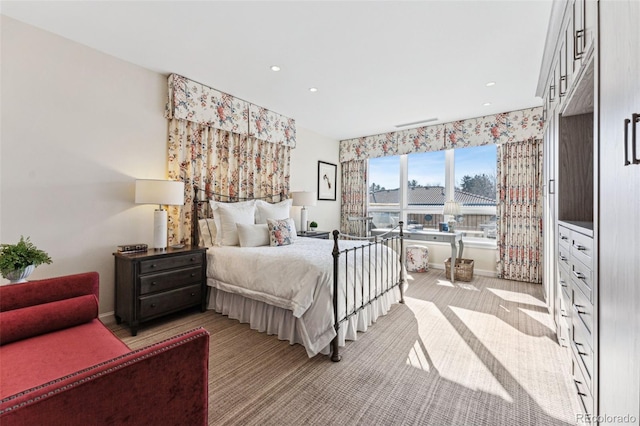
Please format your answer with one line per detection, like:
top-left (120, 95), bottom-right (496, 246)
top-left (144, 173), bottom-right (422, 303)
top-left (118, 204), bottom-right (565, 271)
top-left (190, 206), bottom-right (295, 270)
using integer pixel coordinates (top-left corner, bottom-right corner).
top-left (191, 186), bottom-right (406, 362)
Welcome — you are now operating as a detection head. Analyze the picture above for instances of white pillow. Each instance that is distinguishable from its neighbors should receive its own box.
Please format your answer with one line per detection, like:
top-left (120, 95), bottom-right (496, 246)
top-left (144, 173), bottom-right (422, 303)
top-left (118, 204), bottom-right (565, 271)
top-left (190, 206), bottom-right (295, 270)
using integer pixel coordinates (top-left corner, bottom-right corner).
top-left (198, 218), bottom-right (217, 247)
top-left (214, 201), bottom-right (256, 246)
top-left (255, 199), bottom-right (292, 224)
top-left (236, 223), bottom-right (270, 247)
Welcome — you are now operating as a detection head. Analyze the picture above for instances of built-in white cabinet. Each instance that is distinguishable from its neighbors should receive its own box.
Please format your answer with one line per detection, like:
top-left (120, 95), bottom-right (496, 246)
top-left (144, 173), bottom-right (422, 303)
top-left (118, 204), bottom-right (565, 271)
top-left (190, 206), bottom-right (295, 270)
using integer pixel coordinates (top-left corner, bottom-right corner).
top-left (539, 0), bottom-right (640, 423)
top-left (598, 0), bottom-right (640, 422)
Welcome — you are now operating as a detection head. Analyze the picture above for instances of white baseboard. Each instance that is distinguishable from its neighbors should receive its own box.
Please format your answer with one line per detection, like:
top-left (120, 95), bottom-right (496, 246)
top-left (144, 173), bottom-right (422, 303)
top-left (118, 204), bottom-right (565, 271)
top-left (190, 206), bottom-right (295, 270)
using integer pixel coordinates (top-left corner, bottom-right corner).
top-left (99, 311), bottom-right (117, 325)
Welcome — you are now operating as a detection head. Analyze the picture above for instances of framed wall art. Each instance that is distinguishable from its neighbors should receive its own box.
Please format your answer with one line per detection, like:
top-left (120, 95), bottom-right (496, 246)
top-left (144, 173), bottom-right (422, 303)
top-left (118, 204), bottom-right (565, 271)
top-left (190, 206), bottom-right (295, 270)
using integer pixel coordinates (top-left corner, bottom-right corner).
top-left (317, 161), bottom-right (337, 201)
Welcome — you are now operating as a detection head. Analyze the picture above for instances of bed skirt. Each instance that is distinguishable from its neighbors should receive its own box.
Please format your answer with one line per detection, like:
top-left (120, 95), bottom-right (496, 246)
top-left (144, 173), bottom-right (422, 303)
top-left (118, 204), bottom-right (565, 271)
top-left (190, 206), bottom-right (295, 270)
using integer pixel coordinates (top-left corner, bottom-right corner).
top-left (206, 282), bottom-right (403, 358)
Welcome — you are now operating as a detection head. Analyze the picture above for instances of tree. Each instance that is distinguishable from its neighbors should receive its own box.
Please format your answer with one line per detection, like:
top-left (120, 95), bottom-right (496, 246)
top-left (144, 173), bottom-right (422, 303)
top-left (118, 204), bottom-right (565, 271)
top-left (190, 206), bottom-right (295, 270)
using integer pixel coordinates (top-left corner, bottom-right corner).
top-left (408, 179), bottom-right (419, 189)
top-left (370, 182), bottom-right (386, 192)
top-left (459, 173), bottom-right (496, 200)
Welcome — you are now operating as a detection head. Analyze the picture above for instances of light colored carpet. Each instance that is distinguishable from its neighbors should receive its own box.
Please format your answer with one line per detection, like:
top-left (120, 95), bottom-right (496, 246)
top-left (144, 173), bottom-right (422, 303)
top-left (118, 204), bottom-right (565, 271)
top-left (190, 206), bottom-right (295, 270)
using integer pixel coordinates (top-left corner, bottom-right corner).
top-left (110, 269), bottom-right (580, 425)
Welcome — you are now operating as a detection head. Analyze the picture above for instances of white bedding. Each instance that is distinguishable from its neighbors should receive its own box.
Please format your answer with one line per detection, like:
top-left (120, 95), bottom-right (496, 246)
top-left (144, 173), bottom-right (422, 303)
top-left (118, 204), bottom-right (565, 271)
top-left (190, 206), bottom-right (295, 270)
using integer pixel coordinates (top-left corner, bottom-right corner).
top-left (206, 237), bottom-right (404, 357)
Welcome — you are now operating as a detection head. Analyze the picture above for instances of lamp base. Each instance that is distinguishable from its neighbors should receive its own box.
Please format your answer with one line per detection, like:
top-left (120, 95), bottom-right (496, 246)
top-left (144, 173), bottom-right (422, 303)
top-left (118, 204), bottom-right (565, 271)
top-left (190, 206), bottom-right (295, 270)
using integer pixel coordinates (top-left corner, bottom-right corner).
top-left (153, 209), bottom-right (168, 249)
top-left (300, 207), bottom-right (308, 232)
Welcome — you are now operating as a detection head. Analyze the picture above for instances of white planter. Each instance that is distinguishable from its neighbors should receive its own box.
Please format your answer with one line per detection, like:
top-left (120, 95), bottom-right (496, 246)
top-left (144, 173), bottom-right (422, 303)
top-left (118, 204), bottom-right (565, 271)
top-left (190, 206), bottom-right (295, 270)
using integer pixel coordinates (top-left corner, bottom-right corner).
top-left (4, 264), bottom-right (35, 283)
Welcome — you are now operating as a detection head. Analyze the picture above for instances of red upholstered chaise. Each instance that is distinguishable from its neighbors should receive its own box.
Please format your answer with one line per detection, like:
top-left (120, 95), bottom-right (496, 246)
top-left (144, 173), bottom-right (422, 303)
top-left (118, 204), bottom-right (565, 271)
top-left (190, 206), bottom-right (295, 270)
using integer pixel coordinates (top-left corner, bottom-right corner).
top-left (0, 272), bottom-right (209, 425)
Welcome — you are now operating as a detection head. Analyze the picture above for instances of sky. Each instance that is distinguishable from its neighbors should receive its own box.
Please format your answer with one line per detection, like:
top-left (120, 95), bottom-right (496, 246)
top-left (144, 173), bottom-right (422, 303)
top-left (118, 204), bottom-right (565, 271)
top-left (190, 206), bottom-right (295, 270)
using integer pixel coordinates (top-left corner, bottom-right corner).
top-left (369, 145), bottom-right (497, 190)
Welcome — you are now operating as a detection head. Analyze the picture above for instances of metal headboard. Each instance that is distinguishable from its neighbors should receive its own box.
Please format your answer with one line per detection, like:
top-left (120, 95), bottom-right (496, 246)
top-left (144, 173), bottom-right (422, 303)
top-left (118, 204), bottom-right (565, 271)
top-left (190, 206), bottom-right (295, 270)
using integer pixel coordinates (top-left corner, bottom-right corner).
top-left (191, 185), bottom-right (287, 246)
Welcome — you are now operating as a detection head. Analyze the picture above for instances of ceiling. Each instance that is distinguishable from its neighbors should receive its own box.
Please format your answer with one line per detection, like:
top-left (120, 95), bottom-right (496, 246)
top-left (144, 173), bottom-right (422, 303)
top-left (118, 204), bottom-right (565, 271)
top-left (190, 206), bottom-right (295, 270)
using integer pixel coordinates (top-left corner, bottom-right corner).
top-left (1, 1), bottom-right (552, 141)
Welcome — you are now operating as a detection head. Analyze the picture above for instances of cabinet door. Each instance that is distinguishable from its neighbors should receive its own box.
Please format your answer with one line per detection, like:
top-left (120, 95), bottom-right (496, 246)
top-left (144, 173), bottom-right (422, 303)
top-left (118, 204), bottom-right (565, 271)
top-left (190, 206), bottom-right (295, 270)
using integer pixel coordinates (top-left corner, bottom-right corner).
top-left (598, 0), bottom-right (640, 420)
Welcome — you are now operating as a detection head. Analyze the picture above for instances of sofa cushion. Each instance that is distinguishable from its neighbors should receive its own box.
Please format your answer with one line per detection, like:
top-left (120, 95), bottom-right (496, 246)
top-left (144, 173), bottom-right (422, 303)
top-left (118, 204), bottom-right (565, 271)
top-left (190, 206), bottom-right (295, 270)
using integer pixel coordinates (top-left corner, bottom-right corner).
top-left (0, 320), bottom-right (130, 398)
top-left (0, 272), bottom-right (99, 311)
top-left (0, 294), bottom-right (98, 345)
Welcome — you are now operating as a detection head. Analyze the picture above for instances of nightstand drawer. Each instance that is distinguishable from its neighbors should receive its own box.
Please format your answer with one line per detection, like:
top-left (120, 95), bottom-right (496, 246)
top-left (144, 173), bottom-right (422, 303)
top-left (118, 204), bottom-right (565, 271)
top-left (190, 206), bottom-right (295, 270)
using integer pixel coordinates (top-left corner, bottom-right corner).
top-left (139, 266), bottom-right (203, 295)
top-left (139, 284), bottom-right (202, 319)
top-left (140, 253), bottom-right (202, 274)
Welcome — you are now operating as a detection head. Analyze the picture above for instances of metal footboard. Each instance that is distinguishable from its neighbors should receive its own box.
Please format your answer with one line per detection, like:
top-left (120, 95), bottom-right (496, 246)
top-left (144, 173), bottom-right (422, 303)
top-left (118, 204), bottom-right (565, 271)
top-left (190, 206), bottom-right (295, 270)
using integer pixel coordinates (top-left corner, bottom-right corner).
top-left (330, 221), bottom-right (405, 362)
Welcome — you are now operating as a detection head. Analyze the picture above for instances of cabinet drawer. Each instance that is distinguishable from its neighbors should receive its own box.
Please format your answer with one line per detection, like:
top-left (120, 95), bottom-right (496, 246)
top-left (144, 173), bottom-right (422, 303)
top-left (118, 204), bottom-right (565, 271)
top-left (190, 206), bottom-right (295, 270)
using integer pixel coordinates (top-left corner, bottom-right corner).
top-left (558, 245), bottom-right (571, 270)
top-left (140, 253), bottom-right (202, 274)
top-left (139, 266), bottom-right (203, 295)
top-left (558, 226), bottom-right (571, 250)
top-left (572, 280), bottom-right (593, 336)
top-left (572, 355), bottom-right (594, 417)
top-left (571, 258), bottom-right (593, 302)
top-left (559, 268), bottom-right (572, 311)
top-left (139, 284), bottom-right (202, 319)
top-left (571, 232), bottom-right (593, 268)
top-left (572, 314), bottom-right (594, 387)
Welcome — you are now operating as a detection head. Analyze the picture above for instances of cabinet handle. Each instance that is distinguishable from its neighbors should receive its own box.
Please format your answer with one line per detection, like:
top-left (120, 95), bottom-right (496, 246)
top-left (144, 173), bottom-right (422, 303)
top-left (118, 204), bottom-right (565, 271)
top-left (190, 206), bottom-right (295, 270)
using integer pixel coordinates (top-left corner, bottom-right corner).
top-left (559, 75), bottom-right (567, 97)
top-left (549, 84), bottom-right (556, 102)
top-left (151, 281), bottom-right (157, 286)
top-left (624, 118), bottom-right (631, 166)
top-left (560, 235), bottom-right (569, 241)
top-left (573, 244), bottom-right (587, 251)
top-left (573, 271), bottom-right (586, 280)
top-left (574, 29), bottom-right (584, 60)
top-left (633, 113), bottom-right (640, 164)
top-left (573, 303), bottom-right (587, 315)
top-left (549, 179), bottom-right (555, 195)
top-left (560, 279), bottom-right (568, 288)
top-left (190, 292), bottom-right (196, 297)
top-left (559, 255), bottom-right (568, 262)
top-left (574, 380), bottom-right (587, 397)
top-left (190, 273), bottom-right (196, 277)
top-left (150, 264), bottom-right (156, 268)
top-left (190, 257), bottom-right (195, 262)
top-left (150, 303), bottom-right (156, 308)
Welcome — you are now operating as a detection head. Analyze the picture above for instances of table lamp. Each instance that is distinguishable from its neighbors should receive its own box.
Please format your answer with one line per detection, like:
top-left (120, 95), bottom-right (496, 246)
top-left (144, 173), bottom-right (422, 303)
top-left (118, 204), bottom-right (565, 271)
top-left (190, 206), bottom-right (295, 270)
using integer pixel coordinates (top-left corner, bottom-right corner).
top-left (291, 191), bottom-right (317, 232)
top-left (442, 200), bottom-right (461, 233)
top-left (135, 179), bottom-right (185, 249)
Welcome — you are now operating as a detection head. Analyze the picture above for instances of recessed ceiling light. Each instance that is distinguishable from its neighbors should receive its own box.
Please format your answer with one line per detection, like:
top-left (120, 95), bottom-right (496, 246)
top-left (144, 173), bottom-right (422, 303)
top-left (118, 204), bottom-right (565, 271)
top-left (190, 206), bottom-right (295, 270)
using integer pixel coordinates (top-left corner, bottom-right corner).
top-left (270, 65), bottom-right (281, 72)
top-left (485, 81), bottom-right (496, 87)
top-left (483, 102), bottom-right (492, 106)
top-left (309, 87), bottom-right (318, 93)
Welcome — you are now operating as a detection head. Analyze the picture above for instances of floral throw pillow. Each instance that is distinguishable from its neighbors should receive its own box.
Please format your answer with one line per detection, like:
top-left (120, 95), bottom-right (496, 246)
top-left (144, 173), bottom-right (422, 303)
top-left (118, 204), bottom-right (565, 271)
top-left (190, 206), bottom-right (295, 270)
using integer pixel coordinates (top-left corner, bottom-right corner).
top-left (267, 218), bottom-right (296, 247)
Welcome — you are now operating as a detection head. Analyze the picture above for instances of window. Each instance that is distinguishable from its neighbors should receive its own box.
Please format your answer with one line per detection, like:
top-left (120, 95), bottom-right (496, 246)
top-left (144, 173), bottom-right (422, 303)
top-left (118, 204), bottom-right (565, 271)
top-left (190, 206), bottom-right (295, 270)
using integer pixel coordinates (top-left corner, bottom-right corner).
top-left (368, 145), bottom-right (497, 243)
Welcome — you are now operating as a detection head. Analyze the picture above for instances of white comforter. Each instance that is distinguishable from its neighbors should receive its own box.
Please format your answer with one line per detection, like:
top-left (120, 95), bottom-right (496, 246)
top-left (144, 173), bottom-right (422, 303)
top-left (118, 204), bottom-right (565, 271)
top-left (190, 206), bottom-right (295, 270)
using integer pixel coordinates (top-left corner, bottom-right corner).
top-left (206, 237), bottom-right (402, 356)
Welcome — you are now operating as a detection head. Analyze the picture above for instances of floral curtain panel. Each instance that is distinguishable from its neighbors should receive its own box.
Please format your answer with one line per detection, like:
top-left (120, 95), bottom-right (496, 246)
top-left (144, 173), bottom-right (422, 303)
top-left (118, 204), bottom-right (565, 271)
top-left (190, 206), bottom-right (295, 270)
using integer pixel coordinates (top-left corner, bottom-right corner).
top-left (496, 138), bottom-right (543, 283)
top-left (340, 160), bottom-right (368, 235)
top-left (166, 118), bottom-right (291, 245)
top-left (339, 107), bottom-right (543, 162)
top-left (166, 74), bottom-right (296, 147)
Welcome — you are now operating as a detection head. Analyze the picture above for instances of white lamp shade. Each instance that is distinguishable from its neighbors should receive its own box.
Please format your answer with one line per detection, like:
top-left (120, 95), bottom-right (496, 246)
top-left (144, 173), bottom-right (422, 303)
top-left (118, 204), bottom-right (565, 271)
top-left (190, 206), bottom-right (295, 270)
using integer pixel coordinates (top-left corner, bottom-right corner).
top-left (135, 180), bottom-right (185, 206)
top-left (443, 200), bottom-right (461, 216)
top-left (291, 191), bottom-right (317, 207)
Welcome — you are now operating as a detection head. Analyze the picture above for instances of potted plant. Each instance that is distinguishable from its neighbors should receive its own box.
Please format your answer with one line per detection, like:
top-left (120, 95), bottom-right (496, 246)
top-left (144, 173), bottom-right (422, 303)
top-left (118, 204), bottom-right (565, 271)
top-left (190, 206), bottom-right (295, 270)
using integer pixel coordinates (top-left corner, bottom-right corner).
top-left (309, 221), bottom-right (318, 231)
top-left (0, 236), bottom-right (52, 283)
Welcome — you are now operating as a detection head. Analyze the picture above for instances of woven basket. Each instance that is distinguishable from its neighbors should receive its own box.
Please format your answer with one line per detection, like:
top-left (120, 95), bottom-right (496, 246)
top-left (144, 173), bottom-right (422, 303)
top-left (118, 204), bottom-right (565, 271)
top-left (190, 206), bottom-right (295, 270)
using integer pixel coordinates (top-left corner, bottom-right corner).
top-left (444, 258), bottom-right (474, 282)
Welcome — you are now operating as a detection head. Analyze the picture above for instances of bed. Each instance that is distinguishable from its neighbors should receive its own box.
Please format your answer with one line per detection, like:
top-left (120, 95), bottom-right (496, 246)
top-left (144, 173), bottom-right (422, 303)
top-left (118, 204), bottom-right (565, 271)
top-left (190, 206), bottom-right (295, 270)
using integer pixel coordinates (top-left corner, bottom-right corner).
top-left (192, 188), bottom-right (406, 361)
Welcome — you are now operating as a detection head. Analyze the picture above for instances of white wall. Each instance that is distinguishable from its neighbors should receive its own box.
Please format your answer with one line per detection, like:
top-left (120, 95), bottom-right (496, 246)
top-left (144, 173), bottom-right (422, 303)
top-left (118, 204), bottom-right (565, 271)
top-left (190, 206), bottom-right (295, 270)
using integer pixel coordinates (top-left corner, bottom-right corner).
top-left (289, 127), bottom-right (341, 233)
top-left (1, 17), bottom-right (342, 314)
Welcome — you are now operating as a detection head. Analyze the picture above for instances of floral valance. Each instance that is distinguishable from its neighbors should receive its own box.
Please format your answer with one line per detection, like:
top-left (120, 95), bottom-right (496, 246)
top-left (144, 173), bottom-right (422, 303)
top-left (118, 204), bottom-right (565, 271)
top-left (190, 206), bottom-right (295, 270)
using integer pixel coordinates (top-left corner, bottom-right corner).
top-left (165, 74), bottom-right (296, 147)
top-left (339, 107), bottom-right (543, 162)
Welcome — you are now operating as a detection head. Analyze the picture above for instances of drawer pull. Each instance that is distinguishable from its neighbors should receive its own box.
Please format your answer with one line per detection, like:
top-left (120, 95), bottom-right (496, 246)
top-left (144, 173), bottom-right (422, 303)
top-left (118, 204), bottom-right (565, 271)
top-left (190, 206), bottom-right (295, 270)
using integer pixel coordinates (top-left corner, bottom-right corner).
top-left (150, 303), bottom-right (156, 308)
top-left (574, 380), bottom-right (587, 397)
top-left (190, 273), bottom-right (196, 277)
top-left (573, 244), bottom-right (587, 251)
top-left (151, 281), bottom-right (157, 286)
top-left (559, 255), bottom-right (568, 262)
top-left (573, 304), bottom-right (586, 315)
top-left (560, 279), bottom-right (568, 288)
top-left (191, 292), bottom-right (196, 297)
top-left (573, 271), bottom-right (586, 280)
top-left (150, 264), bottom-right (156, 268)
top-left (190, 257), bottom-right (195, 262)
top-left (560, 235), bottom-right (569, 241)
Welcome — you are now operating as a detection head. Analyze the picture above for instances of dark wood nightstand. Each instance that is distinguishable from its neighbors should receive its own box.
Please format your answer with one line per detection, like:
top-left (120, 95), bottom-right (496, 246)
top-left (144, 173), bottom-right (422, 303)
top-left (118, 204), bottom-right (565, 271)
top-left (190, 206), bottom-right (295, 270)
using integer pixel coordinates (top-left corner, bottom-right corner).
top-left (114, 246), bottom-right (207, 336)
top-left (298, 230), bottom-right (330, 239)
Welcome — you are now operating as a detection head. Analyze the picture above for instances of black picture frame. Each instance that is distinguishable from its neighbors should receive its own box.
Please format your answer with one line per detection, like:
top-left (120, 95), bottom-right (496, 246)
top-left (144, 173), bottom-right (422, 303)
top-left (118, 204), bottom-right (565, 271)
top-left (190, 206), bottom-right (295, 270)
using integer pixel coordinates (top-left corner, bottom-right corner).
top-left (317, 161), bottom-right (337, 201)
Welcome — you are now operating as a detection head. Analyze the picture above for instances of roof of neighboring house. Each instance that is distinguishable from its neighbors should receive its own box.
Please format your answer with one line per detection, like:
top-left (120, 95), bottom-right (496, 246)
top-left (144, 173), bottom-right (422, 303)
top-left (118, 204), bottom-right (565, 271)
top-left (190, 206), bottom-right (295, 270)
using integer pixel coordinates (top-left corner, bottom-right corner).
top-left (369, 186), bottom-right (495, 206)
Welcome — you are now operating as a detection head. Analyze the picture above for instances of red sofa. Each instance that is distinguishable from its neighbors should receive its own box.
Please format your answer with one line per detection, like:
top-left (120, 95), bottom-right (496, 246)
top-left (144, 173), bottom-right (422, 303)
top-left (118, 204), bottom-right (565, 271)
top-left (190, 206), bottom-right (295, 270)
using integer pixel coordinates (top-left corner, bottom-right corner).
top-left (0, 272), bottom-right (209, 425)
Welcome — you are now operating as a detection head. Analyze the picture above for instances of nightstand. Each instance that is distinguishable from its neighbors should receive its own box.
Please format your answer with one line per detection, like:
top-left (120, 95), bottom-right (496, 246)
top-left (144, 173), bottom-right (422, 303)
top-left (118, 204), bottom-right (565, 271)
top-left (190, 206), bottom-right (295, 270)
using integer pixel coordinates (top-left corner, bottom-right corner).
top-left (114, 246), bottom-right (207, 336)
top-left (298, 230), bottom-right (330, 239)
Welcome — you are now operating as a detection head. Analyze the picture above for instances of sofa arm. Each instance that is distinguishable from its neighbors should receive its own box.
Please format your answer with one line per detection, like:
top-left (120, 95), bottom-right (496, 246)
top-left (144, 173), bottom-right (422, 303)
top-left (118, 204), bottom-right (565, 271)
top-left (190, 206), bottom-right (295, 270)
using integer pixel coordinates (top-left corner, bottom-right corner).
top-left (0, 328), bottom-right (210, 426)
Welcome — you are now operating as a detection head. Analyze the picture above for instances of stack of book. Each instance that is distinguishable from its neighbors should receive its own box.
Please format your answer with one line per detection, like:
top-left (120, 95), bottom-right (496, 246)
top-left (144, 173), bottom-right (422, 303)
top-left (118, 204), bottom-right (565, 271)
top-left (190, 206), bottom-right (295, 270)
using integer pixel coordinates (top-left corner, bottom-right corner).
top-left (117, 243), bottom-right (148, 254)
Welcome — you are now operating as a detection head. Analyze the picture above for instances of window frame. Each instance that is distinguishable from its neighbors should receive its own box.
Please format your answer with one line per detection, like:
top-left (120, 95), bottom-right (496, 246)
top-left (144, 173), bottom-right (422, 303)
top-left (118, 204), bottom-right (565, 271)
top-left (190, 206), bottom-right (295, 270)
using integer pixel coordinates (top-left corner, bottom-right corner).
top-left (367, 148), bottom-right (497, 245)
